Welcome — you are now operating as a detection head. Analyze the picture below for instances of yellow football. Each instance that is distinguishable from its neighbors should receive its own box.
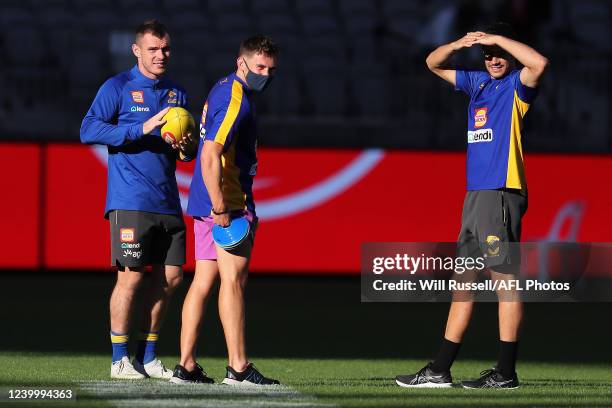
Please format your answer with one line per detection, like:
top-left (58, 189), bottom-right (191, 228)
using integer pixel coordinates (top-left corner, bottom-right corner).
top-left (161, 107), bottom-right (195, 145)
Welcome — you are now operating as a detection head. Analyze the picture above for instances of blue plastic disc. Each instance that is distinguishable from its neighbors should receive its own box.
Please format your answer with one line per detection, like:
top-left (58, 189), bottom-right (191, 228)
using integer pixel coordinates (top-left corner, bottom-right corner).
top-left (212, 216), bottom-right (250, 250)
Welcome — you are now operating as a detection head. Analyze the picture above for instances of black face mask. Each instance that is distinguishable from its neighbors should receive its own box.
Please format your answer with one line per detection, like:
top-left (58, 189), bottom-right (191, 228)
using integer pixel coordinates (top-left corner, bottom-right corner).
top-left (242, 59), bottom-right (274, 92)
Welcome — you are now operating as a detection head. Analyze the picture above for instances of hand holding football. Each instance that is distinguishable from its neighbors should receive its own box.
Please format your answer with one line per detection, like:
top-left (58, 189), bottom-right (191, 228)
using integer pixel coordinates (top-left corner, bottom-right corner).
top-left (161, 107), bottom-right (195, 145)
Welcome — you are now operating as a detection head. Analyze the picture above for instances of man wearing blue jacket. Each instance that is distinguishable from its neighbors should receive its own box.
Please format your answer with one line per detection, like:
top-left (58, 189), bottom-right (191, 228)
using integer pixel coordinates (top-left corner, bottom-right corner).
top-left (80, 20), bottom-right (195, 380)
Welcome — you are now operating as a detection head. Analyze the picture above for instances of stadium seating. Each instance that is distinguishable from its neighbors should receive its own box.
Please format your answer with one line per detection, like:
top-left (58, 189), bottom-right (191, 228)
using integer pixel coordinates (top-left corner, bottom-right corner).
top-left (0, 0), bottom-right (609, 151)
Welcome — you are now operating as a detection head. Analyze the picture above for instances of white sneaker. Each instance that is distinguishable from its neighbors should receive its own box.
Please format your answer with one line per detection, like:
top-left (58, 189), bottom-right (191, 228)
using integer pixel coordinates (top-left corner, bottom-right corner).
top-left (132, 358), bottom-right (173, 379)
top-left (111, 357), bottom-right (146, 380)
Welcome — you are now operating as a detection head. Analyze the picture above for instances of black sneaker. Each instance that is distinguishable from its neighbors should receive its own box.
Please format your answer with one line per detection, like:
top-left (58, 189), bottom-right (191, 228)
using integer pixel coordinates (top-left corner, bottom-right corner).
top-left (461, 368), bottom-right (520, 389)
top-left (222, 363), bottom-right (280, 386)
top-left (169, 363), bottom-right (215, 384)
top-left (395, 362), bottom-right (453, 388)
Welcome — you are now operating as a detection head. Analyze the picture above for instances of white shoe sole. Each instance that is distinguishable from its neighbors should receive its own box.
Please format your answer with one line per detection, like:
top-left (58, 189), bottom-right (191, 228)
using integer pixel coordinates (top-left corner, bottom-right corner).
top-left (395, 379), bottom-right (453, 388)
top-left (144, 370), bottom-right (173, 380)
top-left (462, 384), bottom-right (520, 390)
top-left (111, 374), bottom-right (146, 380)
top-left (149, 374), bottom-right (173, 380)
top-left (169, 377), bottom-right (192, 384)
top-left (132, 361), bottom-right (172, 380)
top-left (221, 378), bottom-right (279, 387)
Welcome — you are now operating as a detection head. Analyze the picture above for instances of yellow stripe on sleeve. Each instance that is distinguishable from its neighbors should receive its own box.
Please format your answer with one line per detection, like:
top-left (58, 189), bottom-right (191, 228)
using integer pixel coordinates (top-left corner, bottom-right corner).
top-left (220, 140), bottom-right (248, 212)
top-left (214, 80), bottom-right (243, 146)
top-left (506, 91), bottom-right (530, 190)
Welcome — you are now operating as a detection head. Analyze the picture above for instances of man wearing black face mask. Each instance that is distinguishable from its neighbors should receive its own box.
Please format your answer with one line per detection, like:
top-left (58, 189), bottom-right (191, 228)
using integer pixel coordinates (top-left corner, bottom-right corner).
top-left (170, 35), bottom-right (280, 386)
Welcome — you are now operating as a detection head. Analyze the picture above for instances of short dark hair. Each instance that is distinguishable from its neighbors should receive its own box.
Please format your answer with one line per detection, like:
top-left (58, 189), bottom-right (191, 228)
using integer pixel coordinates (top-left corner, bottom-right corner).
top-left (481, 22), bottom-right (517, 60)
top-left (482, 22), bottom-right (517, 40)
top-left (239, 35), bottom-right (279, 59)
top-left (135, 19), bottom-right (169, 41)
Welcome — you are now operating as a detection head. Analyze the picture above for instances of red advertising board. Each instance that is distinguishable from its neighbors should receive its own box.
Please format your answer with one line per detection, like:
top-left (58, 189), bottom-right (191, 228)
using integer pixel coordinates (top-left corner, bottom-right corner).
top-left (0, 144), bottom-right (41, 268)
top-left (0, 143), bottom-right (610, 273)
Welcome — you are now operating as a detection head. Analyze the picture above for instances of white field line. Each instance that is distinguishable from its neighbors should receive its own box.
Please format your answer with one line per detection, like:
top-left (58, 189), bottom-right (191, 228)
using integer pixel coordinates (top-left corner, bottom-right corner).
top-left (77, 380), bottom-right (335, 408)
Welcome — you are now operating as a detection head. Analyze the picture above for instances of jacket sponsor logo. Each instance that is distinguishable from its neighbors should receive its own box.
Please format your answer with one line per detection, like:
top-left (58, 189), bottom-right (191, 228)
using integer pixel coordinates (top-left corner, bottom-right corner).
top-left (120, 228), bottom-right (135, 242)
top-left (131, 106), bottom-right (150, 112)
top-left (474, 107), bottom-right (488, 128)
top-left (131, 90), bottom-right (144, 103)
top-left (167, 90), bottom-right (177, 104)
top-left (467, 129), bottom-right (493, 143)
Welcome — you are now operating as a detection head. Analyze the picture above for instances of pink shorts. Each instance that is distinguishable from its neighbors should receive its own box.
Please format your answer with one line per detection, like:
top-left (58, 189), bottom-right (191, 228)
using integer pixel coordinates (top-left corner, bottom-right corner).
top-left (193, 211), bottom-right (256, 260)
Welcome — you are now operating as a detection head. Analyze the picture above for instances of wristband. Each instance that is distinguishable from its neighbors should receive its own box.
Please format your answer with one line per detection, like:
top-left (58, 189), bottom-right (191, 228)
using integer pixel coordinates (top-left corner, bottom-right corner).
top-left (212, 208), bottom-right (228, 215)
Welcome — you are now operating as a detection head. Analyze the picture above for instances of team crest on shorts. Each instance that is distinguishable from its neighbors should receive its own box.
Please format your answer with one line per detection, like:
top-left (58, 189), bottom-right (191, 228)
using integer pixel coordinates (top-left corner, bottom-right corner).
top-left (120, 228), bottom-right (135, 242)
top-left (474, 107), bottom-right (488, 128)
top-left (486, 235), bottom-right (501, 257)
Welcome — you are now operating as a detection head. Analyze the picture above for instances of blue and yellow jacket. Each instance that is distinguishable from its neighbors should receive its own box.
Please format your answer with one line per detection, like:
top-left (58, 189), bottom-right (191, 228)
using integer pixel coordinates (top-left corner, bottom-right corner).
top-left (187, 73), bottom-right (257, 217)
top-left (456, 69), bottom-right (538, 192)
top-left (80, 65), bottom-right (188, 217)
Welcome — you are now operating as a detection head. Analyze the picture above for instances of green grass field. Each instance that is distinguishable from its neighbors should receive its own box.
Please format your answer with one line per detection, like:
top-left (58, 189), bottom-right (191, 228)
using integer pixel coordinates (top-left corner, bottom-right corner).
top-left (1, 273), bottom-right (611, 407)
top-left (1, 353), bottom-right (611, 407)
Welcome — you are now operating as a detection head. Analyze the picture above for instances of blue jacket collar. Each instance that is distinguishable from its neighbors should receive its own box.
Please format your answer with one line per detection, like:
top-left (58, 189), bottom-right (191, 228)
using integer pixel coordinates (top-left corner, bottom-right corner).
top-left (130, 65), bottom-right (165, 86)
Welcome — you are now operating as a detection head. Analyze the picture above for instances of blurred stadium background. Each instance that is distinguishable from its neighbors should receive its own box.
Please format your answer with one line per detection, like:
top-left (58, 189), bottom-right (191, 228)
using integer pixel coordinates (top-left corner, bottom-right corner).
top-left (0, 1), bottom-right (611, 402)
top-left (0, 0), bottom-right (610, 150)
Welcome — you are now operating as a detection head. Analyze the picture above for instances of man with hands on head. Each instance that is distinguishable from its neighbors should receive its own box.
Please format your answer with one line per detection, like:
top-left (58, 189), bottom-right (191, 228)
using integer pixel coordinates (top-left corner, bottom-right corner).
top-left (395, 23), bottom-right (548, 390)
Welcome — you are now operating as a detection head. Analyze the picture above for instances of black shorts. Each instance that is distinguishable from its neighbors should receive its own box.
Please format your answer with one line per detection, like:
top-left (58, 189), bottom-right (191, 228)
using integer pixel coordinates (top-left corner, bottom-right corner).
top-left (457, 189), bottom-right (527, 272)
top-left (109, 210), bottom-right (186, 268)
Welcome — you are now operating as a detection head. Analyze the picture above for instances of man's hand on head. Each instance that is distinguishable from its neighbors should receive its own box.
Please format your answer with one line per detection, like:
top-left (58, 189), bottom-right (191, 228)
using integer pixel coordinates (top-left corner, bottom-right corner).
top-left (452, 32), bottom-right (485, 51)
top-left (472, 32), bottom-right (500, 46)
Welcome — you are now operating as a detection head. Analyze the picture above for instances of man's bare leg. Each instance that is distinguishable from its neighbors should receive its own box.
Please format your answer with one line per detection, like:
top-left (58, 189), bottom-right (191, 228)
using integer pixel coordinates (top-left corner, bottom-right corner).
top-left (216, 241), bottom-right (251, 372)
top-left (133, 265), bottom-right (183, 377)
top-left (110, 266), bottom-right (145, 334)
top-left (109, 266), bottom-right (147, 378)
top-left (430, 269), bottom-right (478, 373)
top-left (179, 260), bottom-right (219, 371)
top-left (492, 271), bottom-right (522, 378)
top-left (140, 264), bottom-right (183, 333)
